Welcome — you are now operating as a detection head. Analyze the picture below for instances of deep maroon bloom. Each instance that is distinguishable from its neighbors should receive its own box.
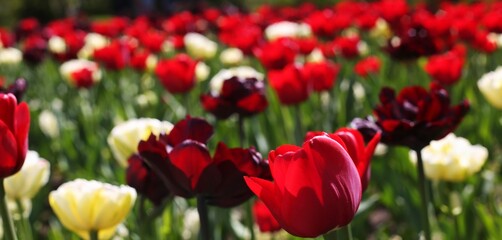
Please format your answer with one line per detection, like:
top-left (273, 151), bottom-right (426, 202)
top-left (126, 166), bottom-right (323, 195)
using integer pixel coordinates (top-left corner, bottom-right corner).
top-left (206, 142), bottom-right (270, 207)
top-left (352, 83), bottom-right (469, 150)
top-left (385, 23), bottom-right (443, 60)
top-left (22, 35), bottom-right (47, 64)
top-left (200, 77), bottom-right (268, 119)
top-left (0, 78), bottom-right (28, 101)
top-left (126, 154), bottom-right (170, 205)
top-left (137, 116), bottom-right (270, 207)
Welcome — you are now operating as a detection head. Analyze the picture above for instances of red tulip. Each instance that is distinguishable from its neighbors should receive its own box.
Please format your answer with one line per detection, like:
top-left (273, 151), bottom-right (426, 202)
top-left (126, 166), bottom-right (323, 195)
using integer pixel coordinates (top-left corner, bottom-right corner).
top-left (303, 61), bottom-right (340, 92)
top-left (91, 17), bottom-right (128, 38)
top-left (93, 40), bottom-right (131, 70)
top-left (254, 38), bottom-right (297, 70)
top-left (245, 136), bottom-right (362, 237)
top-left (253, 199), bottom-right (281, 233)
top-left (155, 54), bottom-right (198, 94)
top-left (268, 64), bottom-right (310, 105)
top-left (0, 93), bottom-right (30, 178)
top-left (332, 35), bottom-right (361, 59)
top-left (425, 48), bottom-right (465, 85)
top-left (0, 28), bottom-right (14, 48)
top-left (355, 56), bottom-right (381, 78)
top-left (139, 31), bottom-right (166, 53)
top-left (305, 129), bottom-right (381, 191)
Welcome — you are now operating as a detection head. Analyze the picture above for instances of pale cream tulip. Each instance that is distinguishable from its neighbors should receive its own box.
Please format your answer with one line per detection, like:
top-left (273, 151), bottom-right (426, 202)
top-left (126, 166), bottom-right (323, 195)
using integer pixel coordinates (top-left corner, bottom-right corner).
top-left (478, 66), bottom-right (502, 109)
top-left (184, 32), bottom-right (217, 60)
top-left (107, 118), bottom-right (173, 167)
top-left (49, 179), bottom-right (137, 240)
top-left (219, 48), bottom-right (244, 66)
top-left (410, 134), bottom-right (488, 182)
top-left (0, 47), bottom-right (22, 64)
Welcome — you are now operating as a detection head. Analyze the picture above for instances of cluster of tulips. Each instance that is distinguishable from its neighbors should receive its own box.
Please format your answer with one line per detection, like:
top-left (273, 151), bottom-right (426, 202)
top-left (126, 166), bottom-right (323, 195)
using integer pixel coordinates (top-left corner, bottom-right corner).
top-left (1, 0), bottom-right (502, 239)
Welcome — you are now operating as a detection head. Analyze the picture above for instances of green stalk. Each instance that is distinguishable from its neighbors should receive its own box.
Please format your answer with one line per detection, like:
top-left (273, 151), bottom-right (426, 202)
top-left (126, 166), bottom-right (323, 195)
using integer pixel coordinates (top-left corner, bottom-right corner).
top-left (0, 179), bottom-right (18, 240)
top-left (89, 230), bottom-right (99, 240)
top-left (15, 199), bottom-right (33, 240)
top-left (415, 149), bottom-right (431, 240)
top-left (293, 105), bottom-right (303, 145)
top-left (245, 200), bottom-right (256, 240)
top-left (197, 196), bottom-right (212, 240)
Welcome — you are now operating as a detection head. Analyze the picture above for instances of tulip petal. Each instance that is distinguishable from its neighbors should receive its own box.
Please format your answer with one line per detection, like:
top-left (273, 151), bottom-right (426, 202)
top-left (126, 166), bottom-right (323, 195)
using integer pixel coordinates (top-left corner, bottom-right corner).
top-left (169, 140), bottom-right (218, 192)
top-left (167, 117), bottom-right (213, 146)
top-left (14, 102), bottom-right (30, 168)
top-left (244, 176), bottom-right (282, 223)
top-left (0, 121), bottom-right (18, 177)
top-left (0, 93), bottom-right (17, 131)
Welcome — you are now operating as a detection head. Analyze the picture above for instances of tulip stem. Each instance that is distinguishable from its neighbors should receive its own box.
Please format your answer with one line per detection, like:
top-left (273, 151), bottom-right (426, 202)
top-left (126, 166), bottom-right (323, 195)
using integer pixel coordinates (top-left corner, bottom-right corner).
top-left (89, 230), bottom-right (99, 240)
top-left (238, 115), bottom-right (246, 147)
top-left (245, 200), bottom-right (256, 240)
top-left (415, 149), bottom-right (431, 240)
top-left (197, 196), bottom-right (212, 240)
top-left (0, 179), bottom-right (18, 240)
top-left (293, 105), bottom-right (303, 145)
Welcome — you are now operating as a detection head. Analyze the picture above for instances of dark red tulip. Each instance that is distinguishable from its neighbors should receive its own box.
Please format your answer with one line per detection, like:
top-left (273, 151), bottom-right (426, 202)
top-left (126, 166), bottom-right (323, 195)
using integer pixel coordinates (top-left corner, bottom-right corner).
top-left (22, 35), bottom-right (47, 64)
top-left (471, 30), bottom-right (497, 54)
top-left (253, 199), bottom-right (281, 233)
top-left (385, 22), bottom-right (444, 60)
top-left (355, 56), bottom-right (381, 78)
top-left (305, 129), bottom-right (381, 191)
top-left (352, 83), bottom-right (469, 150)
top-left (137, 116), bottom-right (270, 207)
top-left (303, 61), bottom-right (339, 92)
top-left (126, 154), bottom-right (170, 205)
top-left (137, 116), bottom-right (219, 198)
top-left (0, 93), bottom-right (30, 178)
top-left (200, 76), bottom-right (268, 119)
top-left (0, 78), bottom-right (28, 101)
top-left (206, 142), bottom-right (270, 207)
top-left (16, 18), bottom-right (40, 41)
top-left (245, 136), bottom-right (362, 237)
top-left (268, 64), bottom-right (310, 105)
top-left (155, 54), bottom-right (198, 94)
top-left (254, 38), bottom-right (297, 70)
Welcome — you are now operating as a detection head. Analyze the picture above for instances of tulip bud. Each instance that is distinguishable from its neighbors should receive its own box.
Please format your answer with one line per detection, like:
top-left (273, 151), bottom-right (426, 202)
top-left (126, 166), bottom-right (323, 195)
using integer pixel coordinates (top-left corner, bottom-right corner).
top-left (184, 32), bottom-right (217, 60)
top-left (209, 66), bottom-right (264, 94)
top-left (108, 118), bottom-right (173, 167)
top-left (49, 179), bottom-right (137, 240)
top-left (306, 48), bottom-right (325, 63)
top-left (478, 66), bottom-right (502, 109)
top-left (4, 150), bottom-right (50, 219)
top-left (409, 134), bottom-right (488, 182)
top-left (48, 36), bottom-right (67, 54)
top-left (0, 48), bottom-right (23, 65)
top-left (265, 21), bottom-right (311, 41)
top-left (38, 110), bottom-right (60, 138)
top-left (60, 59), bottom-right (102, 88)
top-left (219, 48), bottom-right (244, 66)
top-left (195, 61), bottom-right (210, 82)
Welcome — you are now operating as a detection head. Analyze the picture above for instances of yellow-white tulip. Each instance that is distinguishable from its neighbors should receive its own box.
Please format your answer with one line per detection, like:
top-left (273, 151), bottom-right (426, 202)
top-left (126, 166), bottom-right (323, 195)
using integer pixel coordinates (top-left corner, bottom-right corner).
top-left (410, 134), bottom-right (488, 182)
top-left (4, 150), bottom-right (50, 199)
top-left (107, 118), bottom-right (173, 167)
top-left (184, 32), bottom-right (217, 60)
top-left (49, 179), bottom-right (137, 240)
top-left (219, 48), bottom-right (244, 66)
top-left (477, 66), bottom-right (502, 109)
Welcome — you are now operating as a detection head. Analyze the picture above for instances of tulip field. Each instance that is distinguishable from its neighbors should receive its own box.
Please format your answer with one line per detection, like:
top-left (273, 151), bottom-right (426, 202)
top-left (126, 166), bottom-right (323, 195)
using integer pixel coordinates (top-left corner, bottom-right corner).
top-left (2, 0), bottom-right (502, 239)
